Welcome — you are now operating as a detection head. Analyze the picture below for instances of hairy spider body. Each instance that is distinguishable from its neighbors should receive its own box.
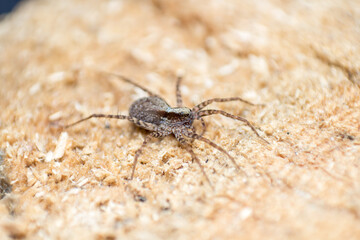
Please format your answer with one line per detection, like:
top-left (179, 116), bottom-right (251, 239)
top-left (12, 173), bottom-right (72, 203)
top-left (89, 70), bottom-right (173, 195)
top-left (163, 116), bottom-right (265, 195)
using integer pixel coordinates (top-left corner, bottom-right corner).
top-left (65, 70), bottom-right (268, 188)
top-left (129, 96), bottom-right (194, 130)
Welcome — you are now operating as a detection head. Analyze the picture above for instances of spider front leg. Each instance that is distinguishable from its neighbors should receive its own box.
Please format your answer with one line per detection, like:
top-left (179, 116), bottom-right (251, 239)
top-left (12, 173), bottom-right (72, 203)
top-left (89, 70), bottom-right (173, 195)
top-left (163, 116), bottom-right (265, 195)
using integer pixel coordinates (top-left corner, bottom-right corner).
top-left (192, 97), bottom-right (260, 112)
top-left (174, 130), bottom-right (213, 188)
top-left (190, 133), bottom-right (240, 170)
top-left (196, 109), bottom-right (269, 144)
top-left (183, 130), bottom-right (247, 176)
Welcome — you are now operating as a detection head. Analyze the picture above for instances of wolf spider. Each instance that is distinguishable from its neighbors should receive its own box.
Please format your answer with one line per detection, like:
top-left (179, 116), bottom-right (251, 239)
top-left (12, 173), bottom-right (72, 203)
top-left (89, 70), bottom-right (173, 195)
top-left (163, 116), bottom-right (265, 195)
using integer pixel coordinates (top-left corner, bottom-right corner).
top-left (65, 70), bottom-right (268, 187)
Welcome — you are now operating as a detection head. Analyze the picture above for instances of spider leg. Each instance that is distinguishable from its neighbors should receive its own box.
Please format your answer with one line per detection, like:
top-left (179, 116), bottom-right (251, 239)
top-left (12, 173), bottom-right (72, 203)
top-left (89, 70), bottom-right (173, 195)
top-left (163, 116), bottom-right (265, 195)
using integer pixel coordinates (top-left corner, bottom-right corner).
top-left (173, 131), bottom-right (213, 188)
top-left (182, 143), bottom-right (213, 189)
top-left (192, 97), bottom-right (260, 112)
top-left (189, 118), bottom-right (206, 144)
top-left (96, 69), bottom-right (160, 97)
top-left (183, 130), bottom-right (247, 176)
top-left (65, 113), bottom-right (163, 135)
top-left (65, 114), bottom-right (129, 128)
top-left (176, 76), bottom-right (183, 107)
top-left (199, 118), bottom-right (207, 138)
top-left (130, 134), bottom-right (152, 180)
top-left (130, 131), bottom-right (170, 180)
top-left (196, 109), bottom-right (269, 144)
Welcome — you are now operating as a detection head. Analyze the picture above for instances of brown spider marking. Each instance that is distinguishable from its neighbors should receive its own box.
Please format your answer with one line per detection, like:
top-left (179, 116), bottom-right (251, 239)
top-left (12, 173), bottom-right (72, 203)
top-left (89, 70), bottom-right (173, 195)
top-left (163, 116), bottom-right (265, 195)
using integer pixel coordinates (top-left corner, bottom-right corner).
top-left (65, 70), bottom-right (269, 188)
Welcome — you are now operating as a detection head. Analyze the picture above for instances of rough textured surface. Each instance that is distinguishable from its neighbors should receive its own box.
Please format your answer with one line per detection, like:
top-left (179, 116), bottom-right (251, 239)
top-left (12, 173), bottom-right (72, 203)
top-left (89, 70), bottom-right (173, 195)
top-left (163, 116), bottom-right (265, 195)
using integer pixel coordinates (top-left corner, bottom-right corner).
top-left (0, 0), bottom-right (359, 239)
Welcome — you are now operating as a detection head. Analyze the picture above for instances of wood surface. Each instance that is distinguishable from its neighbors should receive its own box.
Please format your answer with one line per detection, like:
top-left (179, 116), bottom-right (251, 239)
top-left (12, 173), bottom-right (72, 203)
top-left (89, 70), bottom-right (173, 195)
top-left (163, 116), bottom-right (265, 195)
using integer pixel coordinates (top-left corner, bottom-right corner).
top-left (0, 0), bottom-right (359, 239)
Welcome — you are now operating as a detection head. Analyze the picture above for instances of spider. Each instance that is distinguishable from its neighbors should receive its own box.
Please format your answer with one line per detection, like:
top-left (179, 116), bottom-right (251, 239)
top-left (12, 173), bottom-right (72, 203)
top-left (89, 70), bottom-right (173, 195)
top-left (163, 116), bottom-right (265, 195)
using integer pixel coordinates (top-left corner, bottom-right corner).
top-left (65, 70), bottom-right (268, 187)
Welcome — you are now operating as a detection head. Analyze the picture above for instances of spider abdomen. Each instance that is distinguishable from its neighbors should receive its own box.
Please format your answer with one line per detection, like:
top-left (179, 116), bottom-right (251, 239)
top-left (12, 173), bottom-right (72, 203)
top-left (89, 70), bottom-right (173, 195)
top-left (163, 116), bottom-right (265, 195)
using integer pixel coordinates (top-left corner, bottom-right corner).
top-left (129, 97), bottom-right (169, 126)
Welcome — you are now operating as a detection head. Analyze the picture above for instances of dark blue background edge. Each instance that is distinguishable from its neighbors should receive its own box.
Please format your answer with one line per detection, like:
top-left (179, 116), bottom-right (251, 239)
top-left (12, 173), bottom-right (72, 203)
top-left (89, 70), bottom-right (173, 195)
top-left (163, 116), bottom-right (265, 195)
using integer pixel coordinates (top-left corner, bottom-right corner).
top-left (0, 0), bottom-right (23, 14)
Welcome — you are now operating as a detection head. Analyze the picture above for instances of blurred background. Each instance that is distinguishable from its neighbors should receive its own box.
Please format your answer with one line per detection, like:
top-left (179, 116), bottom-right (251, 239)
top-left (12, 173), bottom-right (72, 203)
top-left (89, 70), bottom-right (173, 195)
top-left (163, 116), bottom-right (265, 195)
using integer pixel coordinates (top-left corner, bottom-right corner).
top-left (0, 0), bottom-right (22, 14)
